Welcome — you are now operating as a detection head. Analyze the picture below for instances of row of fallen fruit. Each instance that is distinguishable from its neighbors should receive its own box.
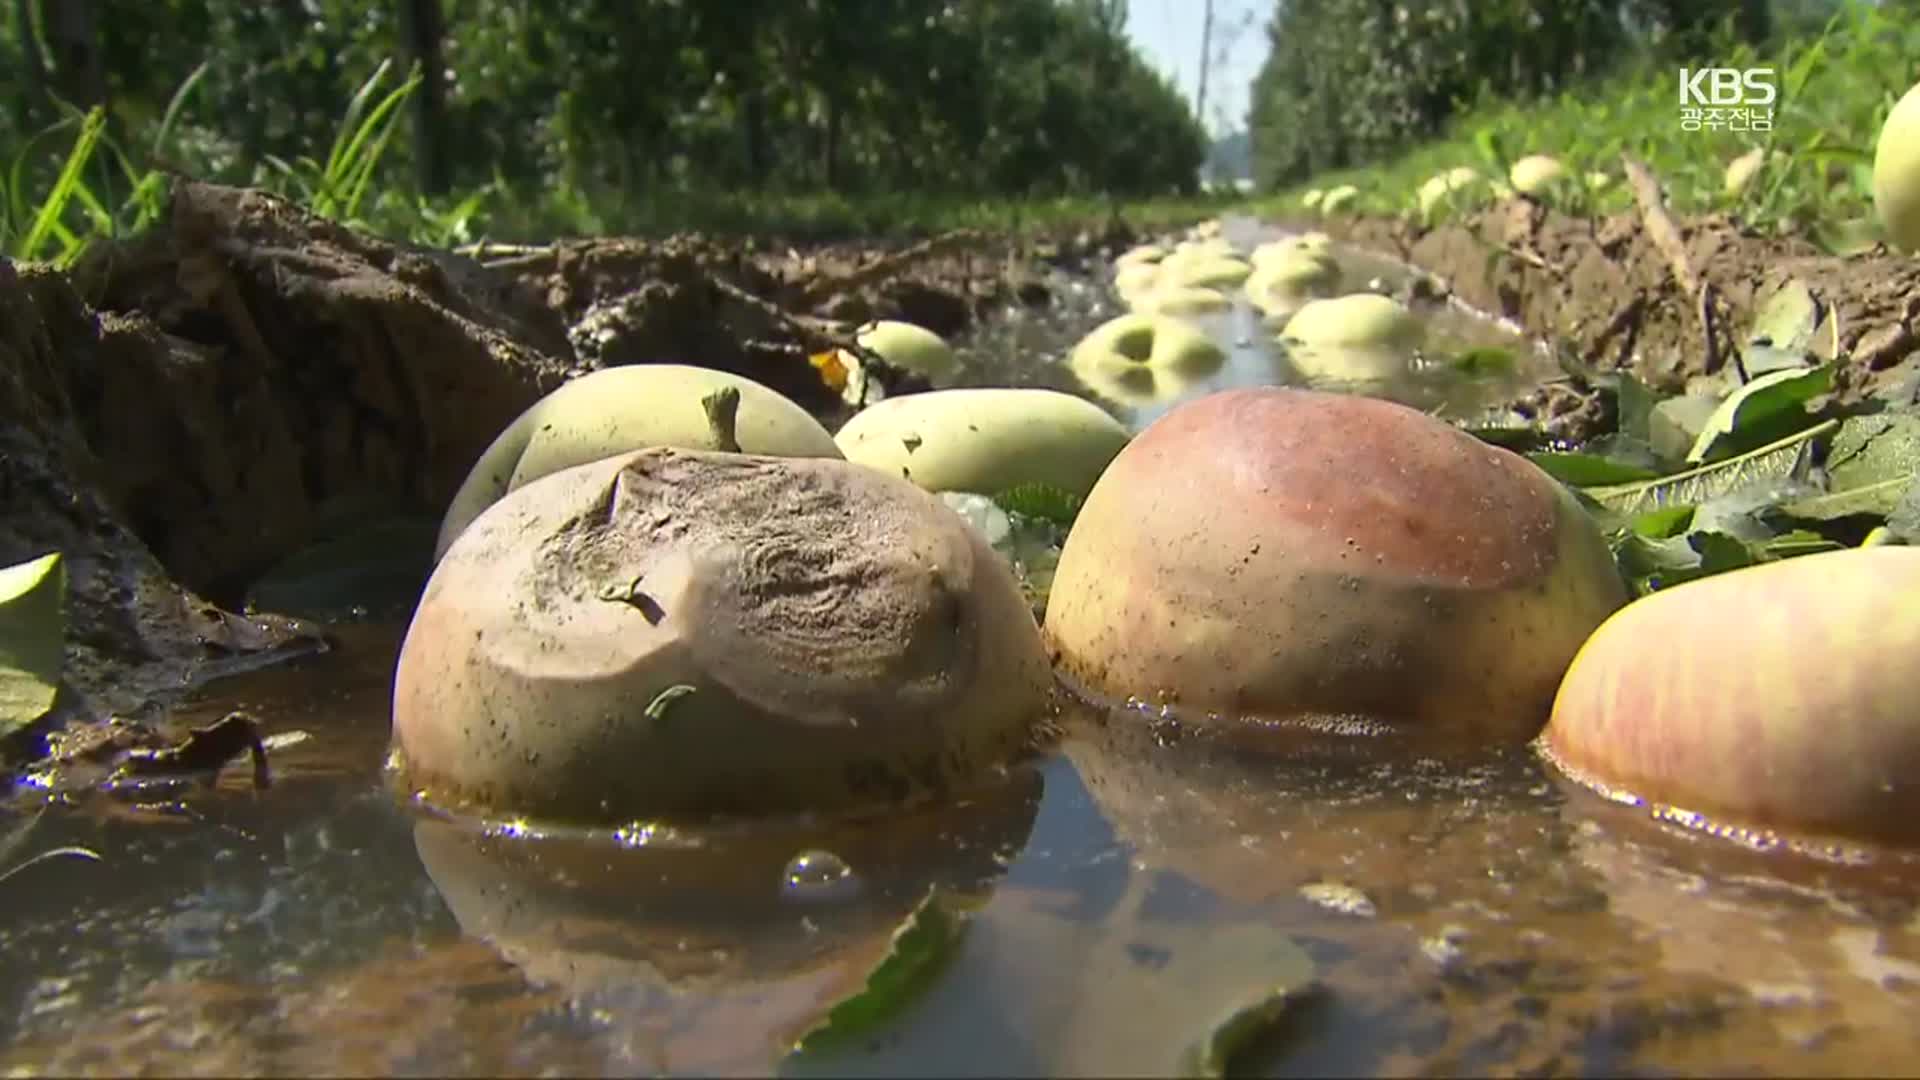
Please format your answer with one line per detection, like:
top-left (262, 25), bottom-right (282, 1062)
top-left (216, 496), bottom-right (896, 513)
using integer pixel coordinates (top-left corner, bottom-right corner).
top-left (363, 220), bottom-right (1920, 861)
top-left (1295, 74), bottom-right (1920, 255)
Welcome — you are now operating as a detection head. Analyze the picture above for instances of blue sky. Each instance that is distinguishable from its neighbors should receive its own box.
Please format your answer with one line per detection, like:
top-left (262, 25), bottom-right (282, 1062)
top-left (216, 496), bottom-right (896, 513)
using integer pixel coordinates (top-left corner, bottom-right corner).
top-left (1122, 0), bottom-right (1270, 136)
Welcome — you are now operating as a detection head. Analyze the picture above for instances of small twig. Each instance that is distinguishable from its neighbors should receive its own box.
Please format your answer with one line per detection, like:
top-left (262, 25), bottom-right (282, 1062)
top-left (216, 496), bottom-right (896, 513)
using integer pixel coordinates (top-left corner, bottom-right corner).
top-left (454, 241), bottom-right (553, 261)
top-left (1620, 154), bottom-right (1700, 296)
top-left (1702, 282), bottom-right (1730, 380)
top-left (796, 229), bottom-right (986, 308)
top-left (706, 272), bottom-right (899, 405)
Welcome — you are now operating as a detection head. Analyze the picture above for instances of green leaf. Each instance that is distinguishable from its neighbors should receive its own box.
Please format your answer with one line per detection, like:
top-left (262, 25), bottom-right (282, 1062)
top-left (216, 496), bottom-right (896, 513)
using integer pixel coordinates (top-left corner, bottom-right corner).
top-left (1616, 373), bottom-right (1661, 444)
top-left (0, 552), bottom-right (66, 738)
top-left (1763, 530), bottom-right (1845, 558)
top-left (1587, 419), bottom-right (1839, 515)
top-left (1742, 342), bottom-right (1814, 377)
top-left (1687, 365), bottom-right (1833, 464)
top-left (1890, 477), bottom-right (1920, 543)
top-left (1630, 505), bottom-right (1695, 539)
top-left (1180, 983), bottom-right (1321, 1079)
top-left (790, 887), bottom-right (971, 1055)
top-left (1527, 452), bottom-right (1660, 487)
top-left (992, 483), bottom-right (1084, 528)
top-left (1777, 413), bottom-right (1920, 522)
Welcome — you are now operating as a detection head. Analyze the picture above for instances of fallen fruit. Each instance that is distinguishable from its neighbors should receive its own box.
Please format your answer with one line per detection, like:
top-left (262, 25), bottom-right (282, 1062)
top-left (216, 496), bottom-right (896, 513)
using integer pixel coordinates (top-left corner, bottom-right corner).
top-left (1873, 79), bottom-right (1920, 252)
top-left (1043, 387), bottom-right (1626, 744)
top-left (434, 365), bottom-right (841, 560)
top-left (396, 447), bottom-right (1054, 822)
top-left (1541, 546), bottom-right (1920, 851)
top-left (834, 387), bottom-right (1131, 499)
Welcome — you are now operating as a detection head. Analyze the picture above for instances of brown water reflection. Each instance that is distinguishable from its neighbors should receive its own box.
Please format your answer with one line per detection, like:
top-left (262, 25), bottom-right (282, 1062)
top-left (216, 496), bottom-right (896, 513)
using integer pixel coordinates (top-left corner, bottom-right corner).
top-left (3, 597), bottom-right (1919, 1076)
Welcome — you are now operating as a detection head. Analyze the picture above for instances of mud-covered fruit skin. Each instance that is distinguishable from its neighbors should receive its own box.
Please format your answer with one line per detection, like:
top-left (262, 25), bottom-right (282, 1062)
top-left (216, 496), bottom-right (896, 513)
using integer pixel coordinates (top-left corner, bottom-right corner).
top-left (1042, 387), bottom-right (1627, 745)
top-left (395, 447), bottom-right (1054, 823)
top-left (1542, 546), bottom-right (1920, 851)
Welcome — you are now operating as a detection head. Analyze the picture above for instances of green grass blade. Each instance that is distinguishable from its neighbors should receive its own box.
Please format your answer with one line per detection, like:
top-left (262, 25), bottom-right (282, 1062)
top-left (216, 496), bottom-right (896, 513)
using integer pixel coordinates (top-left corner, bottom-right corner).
top-left (337, 74), bottom-right (420, 221)
top-left (152, 60), bottom-right (212, 157)
top-left (321, 59), bottom-right (395, 193)
top-left (18, 107), bottom-right (107, 263)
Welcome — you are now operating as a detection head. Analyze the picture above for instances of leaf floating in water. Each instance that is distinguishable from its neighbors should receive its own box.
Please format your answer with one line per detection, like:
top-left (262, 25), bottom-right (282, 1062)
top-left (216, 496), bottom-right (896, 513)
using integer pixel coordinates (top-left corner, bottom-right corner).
top-left (0, 551), bottom-right (67, 740)
top-left (643, 684), bottom-right (699, 722)
top-left (1180, 981), bottom-right (1323, 1080)
top-left (111, 710), bottom-right (272, 790)
top-left (789, 886), bottom-right (971, 1055)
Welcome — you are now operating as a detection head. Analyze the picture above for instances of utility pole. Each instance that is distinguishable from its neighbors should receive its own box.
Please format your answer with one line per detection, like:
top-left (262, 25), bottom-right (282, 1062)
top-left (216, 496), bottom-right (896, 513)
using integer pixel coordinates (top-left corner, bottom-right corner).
top-left (1195, 0), bottom-right (1214, 133)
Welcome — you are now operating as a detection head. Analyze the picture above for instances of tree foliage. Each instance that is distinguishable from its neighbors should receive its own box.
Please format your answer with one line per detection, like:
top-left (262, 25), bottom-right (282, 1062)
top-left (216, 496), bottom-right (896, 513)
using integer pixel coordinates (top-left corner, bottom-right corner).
top-left (1, 0), bottom-right (1206, 231)
top-left (1248, 0), bottom-right (1774, 188)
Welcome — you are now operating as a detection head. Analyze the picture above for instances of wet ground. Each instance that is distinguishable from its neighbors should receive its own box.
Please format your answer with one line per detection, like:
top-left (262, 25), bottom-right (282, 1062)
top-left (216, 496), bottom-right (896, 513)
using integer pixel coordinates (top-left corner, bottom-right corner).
top-left (3, 624), bottom-right (1916, 1077)
top-left (3, 217), bottom-right (1917, 1076)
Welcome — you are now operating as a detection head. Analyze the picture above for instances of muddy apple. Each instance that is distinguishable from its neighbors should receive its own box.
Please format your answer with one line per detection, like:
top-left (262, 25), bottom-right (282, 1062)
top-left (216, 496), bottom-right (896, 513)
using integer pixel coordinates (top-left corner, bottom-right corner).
top-left (395, 447), bottom-right (1055, 823)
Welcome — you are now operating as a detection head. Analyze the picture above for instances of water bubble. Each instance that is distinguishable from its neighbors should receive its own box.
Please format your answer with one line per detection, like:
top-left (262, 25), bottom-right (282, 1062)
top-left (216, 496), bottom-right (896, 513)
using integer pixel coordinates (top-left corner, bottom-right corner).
top-left (782, 849), bottom-right (861, 902)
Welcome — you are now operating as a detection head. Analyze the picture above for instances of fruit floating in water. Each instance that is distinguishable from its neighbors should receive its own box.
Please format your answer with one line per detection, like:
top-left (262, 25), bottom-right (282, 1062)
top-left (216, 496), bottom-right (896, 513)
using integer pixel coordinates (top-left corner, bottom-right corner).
top-left (1874, 79), bottom-right (1920, 252)
top-left (1071, 313), bottom-right (1225, 381)
top-left (433, 365), bottom-right (838, 560)
top-left (1245, 252), bottom-right (1341, 319)
top-left (834, 387), bottom-right (1130, 500)
top-left (1129, 284), bottom-right (1230, 317)
top-left (395, 447), bottom-right (1054, 823)
top-left (1043, 386), bottom-right (1626, 745)
top-left (1278, 292), bottom-right (1423, 382)
top-left (1542, 546), bottom-right (1920, 852)
top-left (1157, 253), bottom-right (1252, 290)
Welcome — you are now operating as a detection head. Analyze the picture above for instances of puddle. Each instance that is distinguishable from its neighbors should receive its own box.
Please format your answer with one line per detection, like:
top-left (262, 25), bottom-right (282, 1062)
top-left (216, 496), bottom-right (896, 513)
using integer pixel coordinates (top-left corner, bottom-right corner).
top-left (3, 626), bottom-right (1916, 1076)
top-left (2, 219), bottom-right (1914, 1076)
top-left (952, 214), bottom-right (1552, 433)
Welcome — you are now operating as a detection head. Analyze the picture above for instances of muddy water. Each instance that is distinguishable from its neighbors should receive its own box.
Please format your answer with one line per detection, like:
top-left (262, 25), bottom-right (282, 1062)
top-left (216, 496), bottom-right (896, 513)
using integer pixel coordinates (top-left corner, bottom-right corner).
top-left (3, 224), bottom-right (1917, 1077)
top-left (3, 625), bottom-right (1916, 1077)
top-left (953, 215), bottom-right (1552, 432)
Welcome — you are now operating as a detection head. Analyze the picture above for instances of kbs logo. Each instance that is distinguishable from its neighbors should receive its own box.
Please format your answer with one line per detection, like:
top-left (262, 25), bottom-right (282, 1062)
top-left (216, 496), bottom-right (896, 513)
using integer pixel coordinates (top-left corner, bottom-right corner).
top-left (1677, 67), bottom-right (1775, 132)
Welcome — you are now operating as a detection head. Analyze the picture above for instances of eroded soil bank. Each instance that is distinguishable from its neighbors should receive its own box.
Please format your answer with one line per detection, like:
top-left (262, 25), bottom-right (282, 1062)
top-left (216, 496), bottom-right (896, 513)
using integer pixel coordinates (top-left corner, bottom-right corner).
top-left (1312, 196), bottom-right (1920, 407)
top-left (0, 180), bottom-right (1133, 749)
